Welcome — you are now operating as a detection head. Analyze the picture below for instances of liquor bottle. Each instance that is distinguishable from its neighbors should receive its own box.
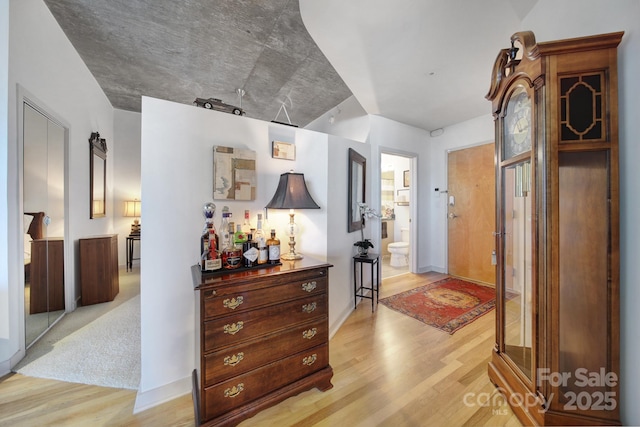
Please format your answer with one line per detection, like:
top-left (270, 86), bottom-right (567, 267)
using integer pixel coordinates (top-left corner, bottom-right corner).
top-left (242, 233), bottom-right (258, 268)
top-left (222, 222), bottom-right (242, 269)
top-left (200, 202), bottom-right (221, 271)
top-left (267, 229), bottom-right (280, 264)
top-left (241, 209), bottom-right (252, 233)
top-left (254, 214), bottom-right (268, 265)
top-left (234, 223), bottom-right (247, 247)
top-left (219, 208), bottom-right (230, 251)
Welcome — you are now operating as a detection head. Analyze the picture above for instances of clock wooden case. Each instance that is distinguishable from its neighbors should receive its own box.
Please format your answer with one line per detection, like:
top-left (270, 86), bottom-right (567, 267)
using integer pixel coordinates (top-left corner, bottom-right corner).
top-left (486, 31), bottom-right (622, 426)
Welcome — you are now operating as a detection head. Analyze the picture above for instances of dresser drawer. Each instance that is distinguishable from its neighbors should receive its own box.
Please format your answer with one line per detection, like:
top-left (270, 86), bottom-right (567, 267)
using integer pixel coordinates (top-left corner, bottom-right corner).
top-left (203, 318), bottom-right (328, 386)
top-left (203, 293), bottom-right (326, 352)
top-left (202, 275), bottom-right (327, 320)
top-left (202, 344), bottom-right (329, 421)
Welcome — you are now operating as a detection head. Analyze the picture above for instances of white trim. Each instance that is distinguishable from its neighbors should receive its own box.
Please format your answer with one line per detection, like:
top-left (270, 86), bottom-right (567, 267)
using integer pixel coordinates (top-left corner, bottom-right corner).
top-left (133, 375), bottom-right (192, 414)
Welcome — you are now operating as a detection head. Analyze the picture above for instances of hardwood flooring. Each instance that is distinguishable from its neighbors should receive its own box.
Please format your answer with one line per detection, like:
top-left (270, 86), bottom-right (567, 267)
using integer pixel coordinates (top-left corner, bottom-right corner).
top-left (0, 272), bottom-right (521, 427)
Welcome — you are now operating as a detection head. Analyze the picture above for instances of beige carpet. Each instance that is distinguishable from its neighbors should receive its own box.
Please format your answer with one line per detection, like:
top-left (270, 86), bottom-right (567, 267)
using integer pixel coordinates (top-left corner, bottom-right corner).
top-left (14, 268), bottom-right (141, 390)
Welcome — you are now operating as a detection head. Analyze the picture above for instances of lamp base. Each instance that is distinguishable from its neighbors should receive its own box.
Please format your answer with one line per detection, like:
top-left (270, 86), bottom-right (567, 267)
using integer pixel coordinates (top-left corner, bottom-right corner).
top-left (281, 252), bottom-right (303, 261)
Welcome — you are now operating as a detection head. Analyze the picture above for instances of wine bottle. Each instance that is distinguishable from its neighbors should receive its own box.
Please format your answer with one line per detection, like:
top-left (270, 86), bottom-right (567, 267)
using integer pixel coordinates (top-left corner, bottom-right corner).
top-left (254, 214), bottom-right (267, 265)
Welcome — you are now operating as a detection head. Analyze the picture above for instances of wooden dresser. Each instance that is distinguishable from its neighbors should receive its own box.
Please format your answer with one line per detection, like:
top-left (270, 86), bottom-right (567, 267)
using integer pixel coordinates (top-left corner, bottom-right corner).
top-left (29, 238), bottom-right (65, 314)
top-left (79, 235), bottom-right (119, 306)
top-left (192, 257), bottom-right (333, 426)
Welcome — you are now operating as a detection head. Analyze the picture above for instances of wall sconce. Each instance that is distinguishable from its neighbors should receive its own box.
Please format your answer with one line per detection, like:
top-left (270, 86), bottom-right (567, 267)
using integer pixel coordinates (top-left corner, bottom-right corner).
top-left (123, 199), bottom-right (142, 235)
top-left (266, 172), bottom-right (320, 260)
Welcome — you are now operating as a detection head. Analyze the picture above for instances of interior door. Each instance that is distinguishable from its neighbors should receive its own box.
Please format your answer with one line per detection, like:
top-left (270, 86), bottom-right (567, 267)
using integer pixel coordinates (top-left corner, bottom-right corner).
top-left (447, 143), bottom-right (495, 285)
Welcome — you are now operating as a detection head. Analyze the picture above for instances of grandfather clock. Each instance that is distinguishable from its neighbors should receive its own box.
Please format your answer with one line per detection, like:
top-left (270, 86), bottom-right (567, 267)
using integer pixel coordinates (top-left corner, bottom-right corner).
top-left (486, 31), bottom-right (622, 425)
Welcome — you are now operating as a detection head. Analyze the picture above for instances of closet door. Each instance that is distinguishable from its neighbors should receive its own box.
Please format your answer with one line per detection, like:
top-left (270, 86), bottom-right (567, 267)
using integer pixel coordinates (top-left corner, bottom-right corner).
top-left (23, 102), bottom-right (66, 347)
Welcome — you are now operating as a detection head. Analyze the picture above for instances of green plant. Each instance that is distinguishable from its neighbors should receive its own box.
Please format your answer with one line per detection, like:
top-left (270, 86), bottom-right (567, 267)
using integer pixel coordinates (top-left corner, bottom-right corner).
top-left (353, 239), bottom-right (374, 249)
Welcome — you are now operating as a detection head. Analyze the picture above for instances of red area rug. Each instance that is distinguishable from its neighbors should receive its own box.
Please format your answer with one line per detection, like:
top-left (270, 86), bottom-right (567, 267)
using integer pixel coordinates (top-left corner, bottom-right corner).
top-left (379, 277), bottom-right (496, 334)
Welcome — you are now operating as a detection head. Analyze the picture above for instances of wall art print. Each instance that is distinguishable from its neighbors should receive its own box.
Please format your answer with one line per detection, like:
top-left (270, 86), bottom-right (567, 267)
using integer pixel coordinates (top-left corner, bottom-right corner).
top-left (213, 146), bottom-right (256, 200)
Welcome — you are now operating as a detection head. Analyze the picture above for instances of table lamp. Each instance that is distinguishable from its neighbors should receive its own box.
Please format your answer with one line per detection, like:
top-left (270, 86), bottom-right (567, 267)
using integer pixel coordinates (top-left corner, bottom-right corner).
top-left (266, 172), bottom-right (320, 260)
top-left (123, 199), bottom-right (142, 235)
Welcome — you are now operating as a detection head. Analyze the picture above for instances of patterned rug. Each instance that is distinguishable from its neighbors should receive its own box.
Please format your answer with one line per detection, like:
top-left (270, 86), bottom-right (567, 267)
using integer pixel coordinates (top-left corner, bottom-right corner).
top-left (379, 277), bottom-right (496, 334)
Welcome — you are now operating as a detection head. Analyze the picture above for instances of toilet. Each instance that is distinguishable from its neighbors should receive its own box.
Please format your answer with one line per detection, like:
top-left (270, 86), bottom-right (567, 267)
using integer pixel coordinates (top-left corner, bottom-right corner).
top-left (388, 227), bottom-right (410, 267)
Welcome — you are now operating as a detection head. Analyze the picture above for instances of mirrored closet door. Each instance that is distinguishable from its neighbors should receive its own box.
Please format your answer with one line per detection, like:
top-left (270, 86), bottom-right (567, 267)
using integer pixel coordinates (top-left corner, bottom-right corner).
top-left (23, 102), bottom-right (66, 348)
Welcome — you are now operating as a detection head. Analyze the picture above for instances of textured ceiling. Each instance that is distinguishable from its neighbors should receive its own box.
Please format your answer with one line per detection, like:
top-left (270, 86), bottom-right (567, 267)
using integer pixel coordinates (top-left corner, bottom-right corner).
top-left (43, 0), bottom-right (539, 133)
top-left (43, 0), bottom-right (352, 127)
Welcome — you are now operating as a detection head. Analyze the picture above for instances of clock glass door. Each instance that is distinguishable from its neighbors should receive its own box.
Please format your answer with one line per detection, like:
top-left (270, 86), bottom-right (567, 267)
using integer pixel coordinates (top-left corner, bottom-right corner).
top-left (503, 85), bottom-right (532, 160)
top-left (501, 159), bottom-right (533, 380)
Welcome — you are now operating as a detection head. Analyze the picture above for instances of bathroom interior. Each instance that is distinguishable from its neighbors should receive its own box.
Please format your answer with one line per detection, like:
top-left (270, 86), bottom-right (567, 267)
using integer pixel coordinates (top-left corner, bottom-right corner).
top-left (380, 153), bottom-right (411, 279)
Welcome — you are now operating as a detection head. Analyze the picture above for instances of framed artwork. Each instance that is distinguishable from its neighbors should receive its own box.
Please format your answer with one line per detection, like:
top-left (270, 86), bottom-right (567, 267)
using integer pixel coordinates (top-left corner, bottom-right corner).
top-left (213, 146), bottom-right (256, 200)
top-left (403, 169), bottom-right (410, 187)
top-left (272, 141), bottom-right (295, 160)
top-left (348, 148), bottom-right (366, 232)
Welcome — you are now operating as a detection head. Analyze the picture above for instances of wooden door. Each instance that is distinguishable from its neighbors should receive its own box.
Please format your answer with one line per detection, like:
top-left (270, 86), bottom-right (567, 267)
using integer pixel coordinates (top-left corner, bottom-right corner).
top-left (447, 143), bottom-right (495, 285)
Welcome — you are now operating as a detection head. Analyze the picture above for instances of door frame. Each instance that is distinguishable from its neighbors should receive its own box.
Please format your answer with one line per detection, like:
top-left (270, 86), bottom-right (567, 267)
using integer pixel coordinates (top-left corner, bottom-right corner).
top-left (16, 85), bottom-right (71, 355)
top-left (378, 148), bottom-right (418, 274)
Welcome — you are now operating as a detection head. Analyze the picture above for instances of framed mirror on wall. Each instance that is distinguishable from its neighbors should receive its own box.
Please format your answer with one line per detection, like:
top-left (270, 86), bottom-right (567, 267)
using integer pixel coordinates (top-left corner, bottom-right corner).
top-left (89, 132), bottom-right (107, 219)
top-left (348, 148), bottom-right (366, 232)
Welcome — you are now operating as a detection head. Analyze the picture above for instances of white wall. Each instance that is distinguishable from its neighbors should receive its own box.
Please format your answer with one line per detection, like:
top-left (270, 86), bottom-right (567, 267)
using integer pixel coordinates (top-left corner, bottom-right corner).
top-left (305, 95), bottom-right (370, 143)
top-left (368, 116), bottom-right (431, 272)
top-left (0, 0), bottom-right (10, 360)
top-left (1, 0), bottom-right (115, 372)
top-left (427, 115), bottom-right (495, 271)
top-left (135, 96), bottom-right (332, 411)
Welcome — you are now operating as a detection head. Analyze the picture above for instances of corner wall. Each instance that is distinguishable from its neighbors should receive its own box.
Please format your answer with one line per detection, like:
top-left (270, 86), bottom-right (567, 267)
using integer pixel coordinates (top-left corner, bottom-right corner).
top-left (136, 96), bottom-right (333, 411)
top-left (1, 0), bottom-right (115, 372)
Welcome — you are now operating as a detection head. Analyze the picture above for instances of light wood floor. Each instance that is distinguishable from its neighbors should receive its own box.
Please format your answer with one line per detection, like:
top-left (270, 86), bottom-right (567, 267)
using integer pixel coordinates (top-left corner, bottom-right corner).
top-left (0, 272), bottom-right (521, 427)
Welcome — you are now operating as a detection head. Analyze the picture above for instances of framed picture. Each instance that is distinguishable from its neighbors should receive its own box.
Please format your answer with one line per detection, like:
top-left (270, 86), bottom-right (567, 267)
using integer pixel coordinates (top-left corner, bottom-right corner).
top-left (213, 146), bottom-right (256, 200)
top-left (403, 169), bottom-right (410, 187)
top-left (272, 140), bottom-right (295, 160)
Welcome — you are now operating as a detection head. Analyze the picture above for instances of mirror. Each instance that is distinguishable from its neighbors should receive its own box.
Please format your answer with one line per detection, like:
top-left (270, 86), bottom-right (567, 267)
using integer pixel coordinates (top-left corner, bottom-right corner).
top-left (348, 148), bottom-right (366, 232)
top-left (89, 132), bottom-right (107, 218)
top-left (23, 101), bottom-right (66, 348)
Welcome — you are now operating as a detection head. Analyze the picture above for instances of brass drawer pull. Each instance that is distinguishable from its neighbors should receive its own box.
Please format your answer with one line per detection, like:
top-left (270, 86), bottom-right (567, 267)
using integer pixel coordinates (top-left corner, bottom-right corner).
top-left (302, 328), bottom-right (317, 340)
top-left (302, 302), bottom-right (317, 313)
top-left (223, 321), bottom-right (244, 335)
top-left (223, 352), bottom-right (244, 367)
top-left (224, 383), bottom-right (244, 398)
top-left (223, 296), bottom-right (244, 310)
top-left (204, 289), bottom-right (217, 298)
top-left (301, 281), bottom-right (317, 292)
top-left (302, 354), bottom-right (317, 366)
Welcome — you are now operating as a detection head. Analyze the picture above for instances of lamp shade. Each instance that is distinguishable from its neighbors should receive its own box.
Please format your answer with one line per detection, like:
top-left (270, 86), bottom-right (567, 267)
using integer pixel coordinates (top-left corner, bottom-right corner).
top-left (266, 172), bottom-right (320, 210)
top-left (123, 199), bottom-right (142, 217)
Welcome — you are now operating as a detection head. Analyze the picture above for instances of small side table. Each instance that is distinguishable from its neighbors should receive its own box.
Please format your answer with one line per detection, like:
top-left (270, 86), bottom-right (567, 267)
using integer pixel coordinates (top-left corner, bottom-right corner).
top-left (353, 253), bottom-right (380, 312)
top-left (126, 234), bottom-right (140, 271)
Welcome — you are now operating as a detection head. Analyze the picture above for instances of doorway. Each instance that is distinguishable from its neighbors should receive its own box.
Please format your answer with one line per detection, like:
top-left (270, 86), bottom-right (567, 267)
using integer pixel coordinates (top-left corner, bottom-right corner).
top-left (446, 143), bottom-right (495, 285)
top-left (380, 152), bottom-right (413, 279)
top-left (22, 100), bottom-right (67, 348)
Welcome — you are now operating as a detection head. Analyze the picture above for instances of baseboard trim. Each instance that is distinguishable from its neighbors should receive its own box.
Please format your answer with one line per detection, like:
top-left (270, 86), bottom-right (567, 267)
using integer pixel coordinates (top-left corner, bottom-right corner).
top-left (133, 375), bottom-right (191, 414)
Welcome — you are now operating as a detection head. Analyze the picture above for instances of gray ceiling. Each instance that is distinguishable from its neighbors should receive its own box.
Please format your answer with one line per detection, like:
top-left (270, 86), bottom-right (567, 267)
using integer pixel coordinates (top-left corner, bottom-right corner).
top-left (43, 0), bottom-right (539, 132)
top-left (43, 0), bottom-right (352, 127)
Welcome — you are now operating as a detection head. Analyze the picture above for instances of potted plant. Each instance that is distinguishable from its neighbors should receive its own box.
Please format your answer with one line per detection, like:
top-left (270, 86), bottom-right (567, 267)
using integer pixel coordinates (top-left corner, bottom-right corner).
top-left (354, 238), bottom-right (374, 256)
top-left (354, 203), bottom-right (381, 256)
